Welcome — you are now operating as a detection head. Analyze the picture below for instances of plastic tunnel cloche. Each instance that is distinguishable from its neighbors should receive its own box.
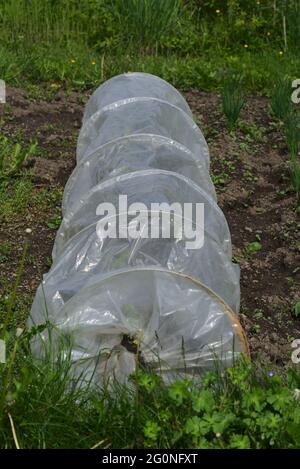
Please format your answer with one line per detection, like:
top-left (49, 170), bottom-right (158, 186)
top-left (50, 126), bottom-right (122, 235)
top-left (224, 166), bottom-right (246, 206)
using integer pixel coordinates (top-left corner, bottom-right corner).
top-left (29, 72), bottom-right (249, 387)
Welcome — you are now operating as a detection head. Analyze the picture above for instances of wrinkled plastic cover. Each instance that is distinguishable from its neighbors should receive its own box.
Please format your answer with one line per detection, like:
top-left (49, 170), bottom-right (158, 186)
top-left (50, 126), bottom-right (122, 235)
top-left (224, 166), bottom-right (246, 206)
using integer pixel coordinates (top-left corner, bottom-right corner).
top-left (29, 73), bottom-right (247, 386)
top-left (82, 72), bottom-right (193, 123)
top-left (31, 268), bottom-right (248, 385)
top-left (54, 169), bottom-right (231, 259)
top-left (31, 216), bottom-right (239, 320)
top-left (63, 134), bottom-right (216, 215)
top-left (77, 97), bottom-right (209, 167)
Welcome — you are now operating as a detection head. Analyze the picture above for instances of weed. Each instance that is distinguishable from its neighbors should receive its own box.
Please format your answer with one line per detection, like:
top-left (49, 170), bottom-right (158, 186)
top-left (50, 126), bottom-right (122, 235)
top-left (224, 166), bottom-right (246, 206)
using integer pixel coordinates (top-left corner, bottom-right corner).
top-left (47, 214), bottom-right (62, 230)
top-left (243, 168), bottom-right (258, 183)
top-left (239, 142), bottom-right (253, 153)
top-left (0, 241), bottom-right (12, 263)
top-left (245, 240), bottom-right (262, 257)
top-left (211, 158), bottom-right (235, 187)
top-left (239, 121), bottom-right (263, 139)
top-left (253, 309), bottom-right (264, 320)
top-left (0, 135), bottom-right (37, 178)
top-left (33, 186), bottom-right (63, 209)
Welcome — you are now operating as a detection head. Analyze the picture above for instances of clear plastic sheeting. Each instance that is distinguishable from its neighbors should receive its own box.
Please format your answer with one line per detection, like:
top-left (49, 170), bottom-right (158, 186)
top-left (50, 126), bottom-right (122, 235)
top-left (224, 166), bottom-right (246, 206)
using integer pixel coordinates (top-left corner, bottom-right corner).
top-left (31, 216), bottom-right (240, 318)
top-left (63, 134), bottom-right (217, 215)
top-left (54, 169), bottom-right (230, 259)
top-left (31, 268), bottom-right (248, 385)
top-left (82, 72), bottom-right (193, 124)
top-left (77, 98), bottom-right (209, 167)
top-left (29, 72), bottom-right (248, 386)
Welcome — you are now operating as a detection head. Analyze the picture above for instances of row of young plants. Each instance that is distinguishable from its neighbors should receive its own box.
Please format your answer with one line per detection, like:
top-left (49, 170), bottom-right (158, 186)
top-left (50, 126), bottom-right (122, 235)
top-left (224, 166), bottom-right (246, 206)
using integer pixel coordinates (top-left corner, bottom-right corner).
top-left (271, 79), bottom-right (300, 207)
top-left (221, 76), bottom-right (300, 208)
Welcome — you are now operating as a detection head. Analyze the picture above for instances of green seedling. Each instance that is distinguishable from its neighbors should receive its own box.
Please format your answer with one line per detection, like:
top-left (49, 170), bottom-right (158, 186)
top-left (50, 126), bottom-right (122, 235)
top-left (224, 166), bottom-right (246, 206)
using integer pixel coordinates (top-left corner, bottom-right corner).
top-left (245, 241), bottom-right (262, 256)
top-left (292, 300), bottom-right (300, 318)
top-left (271, 79), bottom-right (293, 121)
top-left (221, 75), bottom-right (245, 131)
top-left (47, 214), bottom-right (62, 230)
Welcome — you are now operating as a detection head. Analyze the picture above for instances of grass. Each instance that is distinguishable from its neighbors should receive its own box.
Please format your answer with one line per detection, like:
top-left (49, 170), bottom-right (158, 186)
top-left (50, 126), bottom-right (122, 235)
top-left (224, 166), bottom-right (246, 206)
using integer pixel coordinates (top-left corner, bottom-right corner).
top-left (0, 0), bottom-right (300, 94)
top-left (1, 326), bottom-right (300, 449)
top-left (0, 135), bottom-right (38, 179)
top-left (0, 179), bottom-right (33, 218)
top-left (0, 0), bottom-right (96, 45)
top-left (0, 177), bottom-right (63, 221)
top-left (113, 0), bottom-right (181, 51)
top-left (0, 42), bottom-right (299, 94)
top-left (286, 0), bottom-right (300, 51)
top-left (0, 241), bottom-right (12, 260)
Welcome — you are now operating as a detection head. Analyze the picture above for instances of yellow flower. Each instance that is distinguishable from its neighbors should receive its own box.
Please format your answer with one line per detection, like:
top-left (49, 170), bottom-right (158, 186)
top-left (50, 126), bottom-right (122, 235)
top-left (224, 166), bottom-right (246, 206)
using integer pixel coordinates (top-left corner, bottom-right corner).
top-left (267, 32), bottom-right (271, 36)
top-left (279, 51), bottom-right (283, 55)
top-left (70, 59), bottom-right (76, 64)
top-left (91, 60), bottom-right (96, 65)
top-left (244, 44), bottom-right (249, 48)
top-left (256, 0), bottom-right (260, 4)
top-left (216, 9), bottom-right (220, 14)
